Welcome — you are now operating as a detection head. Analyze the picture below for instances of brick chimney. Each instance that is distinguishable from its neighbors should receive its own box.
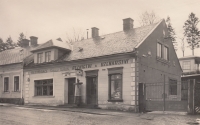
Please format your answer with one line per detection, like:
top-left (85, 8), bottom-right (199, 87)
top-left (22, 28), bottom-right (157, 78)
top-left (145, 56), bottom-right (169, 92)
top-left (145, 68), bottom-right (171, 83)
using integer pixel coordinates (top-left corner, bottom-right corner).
top-left (21, 39), bottom-right (29, 47)
top-left (91, 27), bottom-right (99, 38)
top-left (30, 36), bottom-right (38, 46)
top-left (123, 18), bottom-right (134, 31)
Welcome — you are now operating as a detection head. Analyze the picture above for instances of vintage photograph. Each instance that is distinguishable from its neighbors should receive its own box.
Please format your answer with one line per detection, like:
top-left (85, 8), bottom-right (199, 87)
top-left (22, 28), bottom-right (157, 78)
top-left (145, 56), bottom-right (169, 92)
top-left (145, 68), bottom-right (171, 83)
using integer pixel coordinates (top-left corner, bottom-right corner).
top-left (0, 0), bottom-right (200, 124)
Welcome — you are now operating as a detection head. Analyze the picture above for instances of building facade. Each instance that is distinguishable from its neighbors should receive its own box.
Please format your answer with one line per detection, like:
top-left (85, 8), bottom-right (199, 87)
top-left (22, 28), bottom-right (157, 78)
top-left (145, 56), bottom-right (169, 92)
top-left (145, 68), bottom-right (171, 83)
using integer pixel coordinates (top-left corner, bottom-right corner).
top-left (22, 18), bottom-right (182, 111)
top-left (0, 37), bottom-right (38, 104)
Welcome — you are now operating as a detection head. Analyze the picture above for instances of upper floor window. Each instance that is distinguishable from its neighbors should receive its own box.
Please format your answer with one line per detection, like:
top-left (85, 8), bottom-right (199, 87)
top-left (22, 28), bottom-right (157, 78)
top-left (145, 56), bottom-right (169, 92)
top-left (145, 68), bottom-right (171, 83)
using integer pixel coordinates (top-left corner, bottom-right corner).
top-left (164, 46), bottom-right (169, 60)
top-left (45, 51), bottom-right (51, 62)
top-left (14, 76), bottom-right (20, 92)
top-left (4, 77), bottom-right (9, 92)
top-left (38, 53), bottom-right (43, 63)
top-left (169, 79), bottom-right (177, 95)
top-left (157, 43), bottom-right (162, 58)
top-left (182, 61), bottom-right (191, 72)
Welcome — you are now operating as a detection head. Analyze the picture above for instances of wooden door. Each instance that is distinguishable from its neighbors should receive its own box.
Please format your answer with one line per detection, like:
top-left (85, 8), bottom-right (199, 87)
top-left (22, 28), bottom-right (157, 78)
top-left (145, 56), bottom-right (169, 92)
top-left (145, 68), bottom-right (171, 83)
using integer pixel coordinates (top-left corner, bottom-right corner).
top-left (68, 78), bottom-right (75, 104)
top-left (86, 76), bottom-right (97, 105)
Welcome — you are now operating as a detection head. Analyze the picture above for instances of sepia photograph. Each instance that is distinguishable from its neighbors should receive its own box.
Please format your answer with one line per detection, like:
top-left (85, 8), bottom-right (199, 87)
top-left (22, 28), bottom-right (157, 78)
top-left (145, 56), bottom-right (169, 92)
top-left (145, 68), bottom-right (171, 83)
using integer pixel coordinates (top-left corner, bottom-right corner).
top-left (0, 0), bottom-right (200, 124)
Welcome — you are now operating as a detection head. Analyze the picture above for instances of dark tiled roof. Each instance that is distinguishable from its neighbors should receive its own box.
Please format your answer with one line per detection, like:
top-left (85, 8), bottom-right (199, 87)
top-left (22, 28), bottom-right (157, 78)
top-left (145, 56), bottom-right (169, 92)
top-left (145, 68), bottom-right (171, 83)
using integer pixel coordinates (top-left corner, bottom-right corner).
top-left (63, 22), bottom-right (159, 61)
top-left (0, 47), bottom-right (33, 65)
top-left (31, 38), bottom-right (71, 52)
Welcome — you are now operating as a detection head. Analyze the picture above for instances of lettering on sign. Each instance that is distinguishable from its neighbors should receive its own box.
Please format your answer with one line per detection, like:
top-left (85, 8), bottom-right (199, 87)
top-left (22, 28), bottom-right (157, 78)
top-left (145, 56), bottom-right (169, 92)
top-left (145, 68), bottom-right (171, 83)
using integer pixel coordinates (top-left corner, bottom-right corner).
top-left (101, 59), bottom-right (129, 67)
top-left (31, 70), bottom-right (47, 74)
top-left (72, 64), bottom-right (92, 70)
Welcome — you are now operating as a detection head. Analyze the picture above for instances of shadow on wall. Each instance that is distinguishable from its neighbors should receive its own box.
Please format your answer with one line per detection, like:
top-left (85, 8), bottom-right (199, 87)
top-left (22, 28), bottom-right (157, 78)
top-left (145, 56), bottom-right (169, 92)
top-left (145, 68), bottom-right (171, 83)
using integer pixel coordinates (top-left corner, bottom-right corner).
top-left (0, 98), bottom-right (24, 105)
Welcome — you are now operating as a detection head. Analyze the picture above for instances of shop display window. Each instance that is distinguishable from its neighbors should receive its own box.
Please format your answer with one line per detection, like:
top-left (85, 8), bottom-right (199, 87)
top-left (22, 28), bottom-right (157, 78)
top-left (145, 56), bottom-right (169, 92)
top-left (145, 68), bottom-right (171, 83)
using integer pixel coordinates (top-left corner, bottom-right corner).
top-left (108, 67), bottom-right (123, 102)
top-left (35, 79), bottom-right (53, 96)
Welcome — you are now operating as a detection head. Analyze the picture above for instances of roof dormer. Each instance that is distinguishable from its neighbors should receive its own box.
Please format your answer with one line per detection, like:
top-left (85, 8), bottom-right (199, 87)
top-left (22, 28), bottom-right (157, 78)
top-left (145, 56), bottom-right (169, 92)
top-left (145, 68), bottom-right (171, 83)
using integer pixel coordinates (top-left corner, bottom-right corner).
top-left (31, 38), bottom-right (71, 64)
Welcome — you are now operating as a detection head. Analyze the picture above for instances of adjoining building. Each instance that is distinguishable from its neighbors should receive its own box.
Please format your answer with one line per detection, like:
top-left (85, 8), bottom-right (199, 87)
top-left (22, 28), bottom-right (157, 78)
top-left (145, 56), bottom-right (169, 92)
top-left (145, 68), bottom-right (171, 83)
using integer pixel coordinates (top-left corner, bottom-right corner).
top-left (23, 18), bottom-right (182, 112)
top-left (179, 56), bottom-right (200, 81)
top-left (0, 37), bottom-right (38, 104)
top-left (179, 56), bottom-right (200, 114)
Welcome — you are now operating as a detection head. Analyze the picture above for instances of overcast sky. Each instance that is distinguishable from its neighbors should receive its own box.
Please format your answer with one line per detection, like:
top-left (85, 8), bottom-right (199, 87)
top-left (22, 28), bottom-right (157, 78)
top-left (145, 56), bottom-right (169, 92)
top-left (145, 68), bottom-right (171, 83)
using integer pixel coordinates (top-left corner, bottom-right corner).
top-left (1, 0), bottom-right (200, 58)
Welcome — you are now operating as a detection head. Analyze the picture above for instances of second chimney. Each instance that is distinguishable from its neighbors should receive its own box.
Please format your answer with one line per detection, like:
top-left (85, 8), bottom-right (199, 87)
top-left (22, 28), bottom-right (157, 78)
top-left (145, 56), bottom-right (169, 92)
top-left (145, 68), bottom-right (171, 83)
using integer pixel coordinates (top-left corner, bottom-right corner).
top-left (30, 36), bottom-right (38, 46)
top-left (91, 27), bottom-right (99, 38)
top-left (21, 39), bottom-right (29, 47)
top-left (123, 18), bottom-right (134, 31)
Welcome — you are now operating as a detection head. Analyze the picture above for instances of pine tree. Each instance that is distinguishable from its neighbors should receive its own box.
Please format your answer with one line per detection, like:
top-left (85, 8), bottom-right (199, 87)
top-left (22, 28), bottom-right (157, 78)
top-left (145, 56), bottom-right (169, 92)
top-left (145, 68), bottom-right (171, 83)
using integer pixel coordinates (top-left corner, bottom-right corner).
top-left (166, 16), bottom-right (177, 51)
top-left (17, 32), bottom-right (26, 47)
top-left (0, 38), bottom-right (7, 52)
top-left (5, 36), bottom-right (17, 49)
top-left (183, 12), bottom-right (200, 55)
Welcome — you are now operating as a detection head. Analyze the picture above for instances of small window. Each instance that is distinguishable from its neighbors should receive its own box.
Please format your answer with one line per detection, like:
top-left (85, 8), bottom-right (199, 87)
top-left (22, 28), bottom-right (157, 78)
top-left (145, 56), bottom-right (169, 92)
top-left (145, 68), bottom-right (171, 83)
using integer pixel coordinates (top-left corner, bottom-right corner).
top-left (182, 61), bottom-right (191, 72)
top-left (37, 53), bottom-right (43, 63)
top-left (4, 77), bottom-right (9, 92)
top-left (164, 46), bottom-right (169, 60)
top-left (108, 67), bottom-right (123, 101)
top-left (45, 51), bottom-right (51, 62)
top-left (157, 43), bottom-right (162, 58)
top-left (35, 79), bottom-right (53, 96)
top-left (169, 79), bottom-right (177, 95)
top-left (14, 76), bottom-right (20, 92)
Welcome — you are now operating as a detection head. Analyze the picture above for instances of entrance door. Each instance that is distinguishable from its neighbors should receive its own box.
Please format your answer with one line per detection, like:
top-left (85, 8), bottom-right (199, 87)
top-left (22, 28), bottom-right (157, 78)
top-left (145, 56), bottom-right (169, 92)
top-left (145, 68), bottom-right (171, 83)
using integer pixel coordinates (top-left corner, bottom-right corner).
top-left (86, 76), bottom-right (97, 105)
top-left (68, 78), bottom-right (76, 104)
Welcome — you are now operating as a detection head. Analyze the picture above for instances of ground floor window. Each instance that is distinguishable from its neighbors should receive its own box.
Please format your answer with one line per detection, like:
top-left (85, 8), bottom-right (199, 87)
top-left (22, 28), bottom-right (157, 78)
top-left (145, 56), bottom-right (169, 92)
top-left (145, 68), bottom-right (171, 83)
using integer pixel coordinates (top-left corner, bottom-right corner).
top-left (35, 79), bottom-right (53, 96)
top-left (14, 76), bottom-right (20, 91)
top-left (169, 79), bottom-right (177, 95)
top-left (4, 77), bottom-right (9, 92)
top-left (108, 67), bottom-right (123, 101)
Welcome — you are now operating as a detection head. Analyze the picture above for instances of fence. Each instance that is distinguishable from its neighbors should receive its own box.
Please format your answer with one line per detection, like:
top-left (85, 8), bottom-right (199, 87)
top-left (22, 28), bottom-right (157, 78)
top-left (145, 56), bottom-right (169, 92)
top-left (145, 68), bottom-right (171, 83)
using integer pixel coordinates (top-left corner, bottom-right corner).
top-left (139, 81), bottom-right (188, 112)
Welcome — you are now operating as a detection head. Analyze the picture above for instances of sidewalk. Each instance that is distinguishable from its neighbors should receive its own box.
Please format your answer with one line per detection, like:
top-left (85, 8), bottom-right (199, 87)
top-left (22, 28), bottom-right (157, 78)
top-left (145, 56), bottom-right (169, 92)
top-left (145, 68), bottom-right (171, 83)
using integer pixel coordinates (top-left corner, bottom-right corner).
top-left (16, 104), bottom-right (135, 116)
top-left (0, 103), bottom-right (191, 116)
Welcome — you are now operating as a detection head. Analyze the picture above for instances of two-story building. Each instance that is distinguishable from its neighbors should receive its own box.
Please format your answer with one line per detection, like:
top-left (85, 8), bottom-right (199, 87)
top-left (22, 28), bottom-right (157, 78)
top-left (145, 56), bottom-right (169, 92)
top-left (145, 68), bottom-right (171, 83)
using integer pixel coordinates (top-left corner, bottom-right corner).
top-left (23, 18), bottom-right (182, 112)
top-left (179, 56), bottom-right (200, 81)
top-left (0, 37), bottom-right (38, 104)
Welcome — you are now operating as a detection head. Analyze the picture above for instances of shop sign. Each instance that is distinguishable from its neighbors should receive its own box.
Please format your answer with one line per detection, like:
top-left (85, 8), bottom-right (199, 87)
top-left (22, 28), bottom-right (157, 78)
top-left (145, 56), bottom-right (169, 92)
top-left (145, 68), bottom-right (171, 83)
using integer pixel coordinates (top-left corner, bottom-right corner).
top-left (72, 64), bottom-right (92, 70)
top-left (101, 59), bottom-right (129, 67)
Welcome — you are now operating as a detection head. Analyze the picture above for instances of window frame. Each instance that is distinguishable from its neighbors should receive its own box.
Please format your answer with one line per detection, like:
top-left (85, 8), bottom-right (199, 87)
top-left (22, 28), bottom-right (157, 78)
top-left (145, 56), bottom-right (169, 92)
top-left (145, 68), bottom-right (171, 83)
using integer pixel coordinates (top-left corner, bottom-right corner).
top-left (182, 61), bottom-right (191, 71)
top-left (169, 78), bottom-right (178, 95)
top-left (107, 67), bottom-right (123, 102)
top-left (45, 51), bottom-right (51, 62)
top-left (164, 46), bottom-right (169, 60)
top-left (157, 42), bottom-right (162, 58)
top-left (34, 79), bottom-right (53, 96)
top-left (3, 76), bottom-right (9, 92)
top-left (13, 75), bottom-right (20, 92)
top-left (37, 52), bottom-right (43, 63)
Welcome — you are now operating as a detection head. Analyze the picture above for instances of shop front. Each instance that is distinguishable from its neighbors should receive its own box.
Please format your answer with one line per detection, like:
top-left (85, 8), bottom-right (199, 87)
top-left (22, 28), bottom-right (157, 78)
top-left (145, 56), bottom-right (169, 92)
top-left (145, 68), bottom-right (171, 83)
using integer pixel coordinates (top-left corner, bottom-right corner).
top-left (24, 55), bottom-right (136, 111)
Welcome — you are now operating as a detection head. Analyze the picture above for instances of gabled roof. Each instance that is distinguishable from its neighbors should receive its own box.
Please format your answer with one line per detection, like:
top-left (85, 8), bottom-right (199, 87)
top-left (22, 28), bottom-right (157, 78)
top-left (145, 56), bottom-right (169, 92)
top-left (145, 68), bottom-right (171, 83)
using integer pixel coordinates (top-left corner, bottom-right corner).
top-left (31, 38), bottom-right (71, 52)
top-left (61, 21), bottom-right (160, 61)
top-left (0, 47), bottom-right (33, 66)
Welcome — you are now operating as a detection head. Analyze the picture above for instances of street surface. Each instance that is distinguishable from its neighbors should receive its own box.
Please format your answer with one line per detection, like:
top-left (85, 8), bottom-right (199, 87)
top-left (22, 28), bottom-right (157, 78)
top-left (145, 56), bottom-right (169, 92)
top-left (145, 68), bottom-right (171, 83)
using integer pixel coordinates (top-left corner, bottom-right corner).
top-left (0, 106), bottom-right (199, 125)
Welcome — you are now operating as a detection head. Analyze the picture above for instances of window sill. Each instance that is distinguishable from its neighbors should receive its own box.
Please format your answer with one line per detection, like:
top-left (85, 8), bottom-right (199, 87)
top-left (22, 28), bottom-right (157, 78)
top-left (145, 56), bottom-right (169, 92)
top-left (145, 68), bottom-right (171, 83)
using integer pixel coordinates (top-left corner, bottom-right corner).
top-left (33, 96), bottom-right (55, 98)
top-left (107, 99), bottom-right (123, 102)
top-left (3, 91), bottom-right (10, 94)
top-left (12, 91), bottom-right (21, 93)
top-left (156, 57), bottom-right (170, 65)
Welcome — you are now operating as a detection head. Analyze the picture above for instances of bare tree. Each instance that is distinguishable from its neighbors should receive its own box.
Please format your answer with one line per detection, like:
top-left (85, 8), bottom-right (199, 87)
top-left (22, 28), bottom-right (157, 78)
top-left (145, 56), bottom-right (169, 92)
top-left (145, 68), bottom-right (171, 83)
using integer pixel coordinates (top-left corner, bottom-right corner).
top-left (179, 37), bottom-right (185, 57)
top-left (139, 11), bottom-right (160, 26)
top-left (66, 28), bottom-right (85, 45)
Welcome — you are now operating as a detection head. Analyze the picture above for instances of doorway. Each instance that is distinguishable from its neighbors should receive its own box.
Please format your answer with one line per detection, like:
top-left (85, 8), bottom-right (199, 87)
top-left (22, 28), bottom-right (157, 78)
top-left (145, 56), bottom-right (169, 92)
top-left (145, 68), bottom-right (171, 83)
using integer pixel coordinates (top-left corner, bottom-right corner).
top-left (86, 76), bottom-right (98, 105)
top-left (68, 78), bottom-right (76, 104)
